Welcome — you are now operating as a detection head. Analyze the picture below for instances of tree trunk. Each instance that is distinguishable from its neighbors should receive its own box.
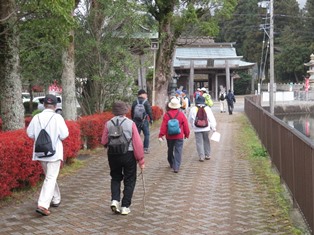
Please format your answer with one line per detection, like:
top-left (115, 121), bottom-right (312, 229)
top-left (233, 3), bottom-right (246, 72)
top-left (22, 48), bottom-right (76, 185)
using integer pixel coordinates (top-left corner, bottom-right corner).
top-left (155, 18), bottom-right (176, 110)
top-left (61, 30), bottom-right (77, 120)
top-left (61, 0), bottom-right (80, 120)
top-left (0, 0), bottom-right (24, 131)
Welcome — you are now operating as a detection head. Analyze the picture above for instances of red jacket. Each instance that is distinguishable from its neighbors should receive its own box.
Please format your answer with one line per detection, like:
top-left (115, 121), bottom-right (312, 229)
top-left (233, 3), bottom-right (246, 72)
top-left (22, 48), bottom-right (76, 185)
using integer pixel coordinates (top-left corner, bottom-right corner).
top-left (159, 109), bottom-right (190, 140)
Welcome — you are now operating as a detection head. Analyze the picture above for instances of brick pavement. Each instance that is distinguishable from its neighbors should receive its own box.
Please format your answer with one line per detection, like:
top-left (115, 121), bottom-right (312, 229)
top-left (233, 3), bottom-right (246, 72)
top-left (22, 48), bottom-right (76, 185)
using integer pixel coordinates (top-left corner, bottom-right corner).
top-left (0, 97), bottom-right (310, 235)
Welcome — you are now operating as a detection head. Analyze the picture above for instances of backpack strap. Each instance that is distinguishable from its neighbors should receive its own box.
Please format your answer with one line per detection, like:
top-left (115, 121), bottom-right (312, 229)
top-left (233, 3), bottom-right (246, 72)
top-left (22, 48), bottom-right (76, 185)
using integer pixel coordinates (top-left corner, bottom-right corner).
top-left (174, 110), bottom-right (180, 119)
top-left (38, 114), bottom-right (55, 130)
top-left (111, 118), bottom-right (126, 126)
top-left (166, 112), bottom-right (173, 119)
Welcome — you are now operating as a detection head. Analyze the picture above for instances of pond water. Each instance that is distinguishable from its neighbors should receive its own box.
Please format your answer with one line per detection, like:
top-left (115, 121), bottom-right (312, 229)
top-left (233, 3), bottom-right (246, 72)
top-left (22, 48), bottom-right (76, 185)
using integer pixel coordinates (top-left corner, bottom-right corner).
top-left (276, 114), bottom-right (314, 143)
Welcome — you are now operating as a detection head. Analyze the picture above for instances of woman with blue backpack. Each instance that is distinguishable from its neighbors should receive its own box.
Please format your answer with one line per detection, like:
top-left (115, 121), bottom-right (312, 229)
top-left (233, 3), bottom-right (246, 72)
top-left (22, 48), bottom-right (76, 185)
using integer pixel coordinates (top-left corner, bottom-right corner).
top-left (158, 97), bottom-right (190, 173)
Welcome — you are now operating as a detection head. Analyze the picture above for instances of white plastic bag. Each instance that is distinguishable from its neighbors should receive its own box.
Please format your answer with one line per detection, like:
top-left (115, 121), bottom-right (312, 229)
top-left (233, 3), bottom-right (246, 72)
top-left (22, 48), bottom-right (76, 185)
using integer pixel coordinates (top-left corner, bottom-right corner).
top-left (210, 132), bottom-right (221, 142)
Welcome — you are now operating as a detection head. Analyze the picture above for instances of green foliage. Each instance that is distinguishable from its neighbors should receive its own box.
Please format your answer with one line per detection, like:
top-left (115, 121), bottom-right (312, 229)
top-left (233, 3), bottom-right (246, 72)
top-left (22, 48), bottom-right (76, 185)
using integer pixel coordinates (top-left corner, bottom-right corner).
top-left (32, 109), bottom-right (42, 117)
top-left (218, 0), bottom-right (311, 83)
top-left (75, 0), bottom-right (147, 114)
top-left (234, 72), bottom-right (252, 95)
top-left (236, 115), bottom-right (305, 234)
top-left (23, 102), bottom-right (38, 114)
top-left (18, 0), bottom-right (77, 89)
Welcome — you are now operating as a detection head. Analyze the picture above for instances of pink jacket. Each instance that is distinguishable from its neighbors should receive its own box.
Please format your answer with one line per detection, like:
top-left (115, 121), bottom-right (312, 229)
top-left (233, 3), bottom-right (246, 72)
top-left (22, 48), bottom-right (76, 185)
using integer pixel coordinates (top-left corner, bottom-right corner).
top-left (101, 120), bottom-right (144, 167)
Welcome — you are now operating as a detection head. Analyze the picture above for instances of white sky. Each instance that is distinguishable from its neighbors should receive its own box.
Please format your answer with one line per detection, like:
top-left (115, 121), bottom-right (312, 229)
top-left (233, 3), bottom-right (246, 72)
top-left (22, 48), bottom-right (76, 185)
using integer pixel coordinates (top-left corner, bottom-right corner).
top-left (298, 0), bottom-right (306, 9)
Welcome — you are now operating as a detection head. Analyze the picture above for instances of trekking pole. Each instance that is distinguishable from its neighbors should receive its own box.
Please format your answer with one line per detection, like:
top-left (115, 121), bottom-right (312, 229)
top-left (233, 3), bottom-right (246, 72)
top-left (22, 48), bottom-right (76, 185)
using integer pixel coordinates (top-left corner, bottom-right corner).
top-left (138, 168), bottom-right (146, 215)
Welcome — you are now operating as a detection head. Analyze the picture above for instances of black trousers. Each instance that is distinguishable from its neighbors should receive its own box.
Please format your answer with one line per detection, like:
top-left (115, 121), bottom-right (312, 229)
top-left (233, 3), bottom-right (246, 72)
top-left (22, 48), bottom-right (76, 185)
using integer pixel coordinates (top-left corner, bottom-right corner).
top-left (108, 151), bottom-right (137, 208)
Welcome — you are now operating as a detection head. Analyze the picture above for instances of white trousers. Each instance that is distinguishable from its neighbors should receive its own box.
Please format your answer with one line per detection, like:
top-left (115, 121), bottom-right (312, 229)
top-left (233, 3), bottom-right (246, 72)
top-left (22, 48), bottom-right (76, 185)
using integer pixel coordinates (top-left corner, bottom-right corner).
top-left (220, 100), bottom-right (225, 112)
top-left (38, 160), bottom-right (61, 209)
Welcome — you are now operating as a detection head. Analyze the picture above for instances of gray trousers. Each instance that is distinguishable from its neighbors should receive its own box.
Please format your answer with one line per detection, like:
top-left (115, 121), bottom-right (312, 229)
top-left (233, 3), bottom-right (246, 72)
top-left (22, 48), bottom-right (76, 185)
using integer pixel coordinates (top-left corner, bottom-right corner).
top-left (194, 131), bottom-right (211, 160)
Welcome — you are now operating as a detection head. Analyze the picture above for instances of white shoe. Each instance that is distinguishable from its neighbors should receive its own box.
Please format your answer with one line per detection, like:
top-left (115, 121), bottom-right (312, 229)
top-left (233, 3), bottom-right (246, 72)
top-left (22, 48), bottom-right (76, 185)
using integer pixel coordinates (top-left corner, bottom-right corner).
top-left (121, 207), bottom-right (131, 215)
top-left (111, 200), bottom-right (120, 214)
top-left (205, 156), bottom-right (211, 160)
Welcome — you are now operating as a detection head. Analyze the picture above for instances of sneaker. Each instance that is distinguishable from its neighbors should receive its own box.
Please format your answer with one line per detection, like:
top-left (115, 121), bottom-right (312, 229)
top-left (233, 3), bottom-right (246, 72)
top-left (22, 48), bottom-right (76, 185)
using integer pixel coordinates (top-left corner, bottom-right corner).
top-left (205, 156), bottom-right (211, 160)
top-left (144, 149), bottom-right (150, 154)
top-left (121, 207), bottom-right (131, 215)
top-left (111, 200), bottom-right (121, 214)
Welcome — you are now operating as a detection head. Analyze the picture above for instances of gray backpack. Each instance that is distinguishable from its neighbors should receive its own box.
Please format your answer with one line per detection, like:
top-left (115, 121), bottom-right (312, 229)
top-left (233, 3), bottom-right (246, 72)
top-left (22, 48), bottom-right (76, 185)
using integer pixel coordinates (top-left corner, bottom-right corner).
top-left (107, 119), bottom-right (131, 155)
top-left (133, 99), bottom-right (147, 121)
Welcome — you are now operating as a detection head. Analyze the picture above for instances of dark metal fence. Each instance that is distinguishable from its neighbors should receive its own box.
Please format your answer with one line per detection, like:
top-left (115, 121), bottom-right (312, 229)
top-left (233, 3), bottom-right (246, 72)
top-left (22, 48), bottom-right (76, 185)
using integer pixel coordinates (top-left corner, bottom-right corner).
top-left (244, 95), bottom-right (314, 234)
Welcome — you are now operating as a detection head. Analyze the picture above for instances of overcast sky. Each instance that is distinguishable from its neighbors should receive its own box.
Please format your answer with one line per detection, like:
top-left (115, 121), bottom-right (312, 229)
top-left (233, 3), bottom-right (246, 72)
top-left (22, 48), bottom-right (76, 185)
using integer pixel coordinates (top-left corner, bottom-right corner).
top-left (298, 0), bottom-right (306, 9)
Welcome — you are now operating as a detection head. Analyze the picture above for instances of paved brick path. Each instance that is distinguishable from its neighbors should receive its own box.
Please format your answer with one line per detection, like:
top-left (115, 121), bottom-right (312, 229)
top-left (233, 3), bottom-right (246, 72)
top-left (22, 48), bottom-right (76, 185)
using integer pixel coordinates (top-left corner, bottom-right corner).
top-left (0, 97), bottom-right (310, 234)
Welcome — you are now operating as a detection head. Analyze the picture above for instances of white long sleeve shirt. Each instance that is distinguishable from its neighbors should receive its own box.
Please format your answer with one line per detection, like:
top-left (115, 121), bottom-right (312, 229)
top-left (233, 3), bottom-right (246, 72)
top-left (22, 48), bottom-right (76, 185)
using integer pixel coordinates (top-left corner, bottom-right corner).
top-left (188, 105), bottom-right (217, 132)
top-left (27, 109), bottom-right (69, 161)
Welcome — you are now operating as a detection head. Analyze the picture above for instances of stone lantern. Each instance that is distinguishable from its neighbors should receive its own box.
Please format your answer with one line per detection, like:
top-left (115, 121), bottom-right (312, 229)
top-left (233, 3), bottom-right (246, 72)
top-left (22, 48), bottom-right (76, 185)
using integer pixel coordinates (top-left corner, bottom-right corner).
top-left (304, 53), bottom-right (314, 90)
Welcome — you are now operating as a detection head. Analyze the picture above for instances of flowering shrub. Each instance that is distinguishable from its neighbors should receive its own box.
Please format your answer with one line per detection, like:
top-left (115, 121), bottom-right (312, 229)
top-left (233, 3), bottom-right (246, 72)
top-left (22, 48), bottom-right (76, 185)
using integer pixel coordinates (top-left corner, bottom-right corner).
top-left (0, 121), bottom-right (82, 199)
top-left (63, 121), bottom-right (82, 162)
top-left (152, 106), bottom-right (163, 121)
top-left (78, 112), bottom-right (113, 149)
top-left (0, 130), bottom-right (42, 199)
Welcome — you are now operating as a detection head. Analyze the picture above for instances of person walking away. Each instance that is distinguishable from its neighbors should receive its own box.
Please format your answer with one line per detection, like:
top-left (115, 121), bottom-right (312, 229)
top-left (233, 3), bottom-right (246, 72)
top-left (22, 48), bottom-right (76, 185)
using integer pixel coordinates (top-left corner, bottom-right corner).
top-left (218, 87), bottom-right (226, 113)
top-left (131, 89), bottom-right (153, 154)
top-left (225, 89), bottom-right (236, 115)
top-left (200, 87), bottom-right (214, 107)
top-left (158, 97), bottom-right (190, 173)
top-left (102, 101), bottom-right (145, 215)
top-left (188, 96), bottom-right (217, 162)
top-left (175, 89), bottom-right (187, 111)
top-left (27, 94), bottom-right (69, 216)
top-left (194, 88), bottom-right (201, 101)
top-left (181, 90), bottom-right (190, 116)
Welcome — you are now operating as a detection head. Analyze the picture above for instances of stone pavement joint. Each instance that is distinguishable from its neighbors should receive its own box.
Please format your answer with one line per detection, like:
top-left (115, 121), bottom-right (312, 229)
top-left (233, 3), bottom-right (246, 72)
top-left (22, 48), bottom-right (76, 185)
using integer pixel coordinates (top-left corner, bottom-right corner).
top-left (0, 96), bottom-right (310, 234)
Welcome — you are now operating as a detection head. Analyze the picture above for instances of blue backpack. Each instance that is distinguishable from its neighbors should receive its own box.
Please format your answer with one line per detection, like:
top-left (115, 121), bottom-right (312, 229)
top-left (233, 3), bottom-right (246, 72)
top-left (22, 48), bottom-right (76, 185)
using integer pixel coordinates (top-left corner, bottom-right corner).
top-left (166, 111), bottom-right (181, 135)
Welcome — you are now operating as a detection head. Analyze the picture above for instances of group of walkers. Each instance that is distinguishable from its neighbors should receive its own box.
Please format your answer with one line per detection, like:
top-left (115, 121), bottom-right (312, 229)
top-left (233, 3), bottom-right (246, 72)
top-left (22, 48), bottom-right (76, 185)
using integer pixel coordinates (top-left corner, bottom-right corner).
top-left (26, 87), bottom-right (236, 217)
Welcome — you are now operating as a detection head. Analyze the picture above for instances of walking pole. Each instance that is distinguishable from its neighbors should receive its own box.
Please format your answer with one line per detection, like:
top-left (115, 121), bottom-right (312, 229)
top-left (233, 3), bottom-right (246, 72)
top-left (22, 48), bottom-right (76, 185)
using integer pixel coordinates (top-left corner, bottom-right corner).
top-left (138, 168), bottom-right (146, 215)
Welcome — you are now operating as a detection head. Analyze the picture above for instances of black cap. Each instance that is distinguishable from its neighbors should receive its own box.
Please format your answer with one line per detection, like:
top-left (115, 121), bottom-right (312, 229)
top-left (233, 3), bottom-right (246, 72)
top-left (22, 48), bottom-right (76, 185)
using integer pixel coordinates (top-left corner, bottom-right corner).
top-left (44, 94), bottom-right (57, 105)
top-left (138, 89), bottom-right (147, 96)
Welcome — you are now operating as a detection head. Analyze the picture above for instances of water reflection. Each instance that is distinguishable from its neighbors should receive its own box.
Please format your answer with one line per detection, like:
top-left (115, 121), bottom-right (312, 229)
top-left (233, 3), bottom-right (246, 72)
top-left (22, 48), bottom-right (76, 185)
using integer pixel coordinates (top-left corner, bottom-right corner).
top-left (276, 114), bottom-right (313, 141)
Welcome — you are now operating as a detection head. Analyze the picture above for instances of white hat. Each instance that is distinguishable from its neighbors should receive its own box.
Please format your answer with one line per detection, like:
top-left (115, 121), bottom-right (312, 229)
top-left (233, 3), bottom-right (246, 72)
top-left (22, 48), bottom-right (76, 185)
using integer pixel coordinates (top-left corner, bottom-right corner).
top-left (168, 97), bottom-right (181, 109)
top-left (201, 87), bottom-right (207, 92)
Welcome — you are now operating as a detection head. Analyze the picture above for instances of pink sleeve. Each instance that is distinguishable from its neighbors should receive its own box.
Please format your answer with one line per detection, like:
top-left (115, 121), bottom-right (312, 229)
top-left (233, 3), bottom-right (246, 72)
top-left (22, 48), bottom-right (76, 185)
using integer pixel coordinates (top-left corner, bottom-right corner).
top-left (132, 122), bottom-right (145, 166)
top-left (101, 123), bottom-right (109, 146)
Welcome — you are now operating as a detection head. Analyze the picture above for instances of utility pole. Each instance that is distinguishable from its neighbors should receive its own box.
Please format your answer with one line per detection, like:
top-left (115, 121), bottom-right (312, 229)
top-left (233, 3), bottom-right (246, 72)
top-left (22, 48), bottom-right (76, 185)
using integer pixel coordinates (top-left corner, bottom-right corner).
top-left (269, 0), bottom-right (275, 115)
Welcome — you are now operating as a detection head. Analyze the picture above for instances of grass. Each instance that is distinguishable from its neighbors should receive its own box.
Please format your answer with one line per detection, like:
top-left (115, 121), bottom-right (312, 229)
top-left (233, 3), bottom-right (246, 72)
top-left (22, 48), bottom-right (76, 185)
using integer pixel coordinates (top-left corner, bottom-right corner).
top-left (235, 114), bottom-right (307, 235)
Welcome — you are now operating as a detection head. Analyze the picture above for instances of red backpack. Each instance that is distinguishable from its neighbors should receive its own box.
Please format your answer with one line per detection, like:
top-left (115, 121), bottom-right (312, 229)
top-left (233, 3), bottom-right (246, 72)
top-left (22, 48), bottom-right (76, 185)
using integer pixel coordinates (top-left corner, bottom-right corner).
top-left (194, 106), bottom-right (208, 128)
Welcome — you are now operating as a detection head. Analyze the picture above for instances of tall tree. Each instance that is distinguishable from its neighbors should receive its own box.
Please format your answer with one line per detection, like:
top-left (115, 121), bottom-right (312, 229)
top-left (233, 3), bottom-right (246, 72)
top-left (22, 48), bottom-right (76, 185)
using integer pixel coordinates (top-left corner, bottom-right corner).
top-left (217, 0), bottom-right (263, 63)
top-left (141, 0), bottom-right (237, 108)
top-left (274, 0), bottom-right (306, 82)
top-left (19, 1), bottom-right (74, 111)
top-left (0, 0), bottom-right (25, 131)
top-left (75, 0), bottom-right (147, 114)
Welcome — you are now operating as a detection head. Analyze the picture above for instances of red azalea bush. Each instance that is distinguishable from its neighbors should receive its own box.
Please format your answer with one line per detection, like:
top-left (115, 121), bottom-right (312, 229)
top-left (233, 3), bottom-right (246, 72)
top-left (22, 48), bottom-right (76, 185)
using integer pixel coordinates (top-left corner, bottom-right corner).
top-left (0, 122), bottom-right (82, 199)
top-left (0, 130), bottom-right (42, 199)
top-left (78, 112), bottom-right (114, 149)
top-left (63, 121), bottom-right (82, 162)
top-left (152, 106), bottom-right (164, 120)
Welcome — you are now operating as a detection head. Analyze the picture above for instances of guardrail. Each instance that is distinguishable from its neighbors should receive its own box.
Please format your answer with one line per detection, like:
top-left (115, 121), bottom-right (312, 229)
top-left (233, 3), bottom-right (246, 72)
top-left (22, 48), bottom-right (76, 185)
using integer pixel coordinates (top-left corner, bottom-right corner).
top-left (244, 95), bottom-right (314, 234)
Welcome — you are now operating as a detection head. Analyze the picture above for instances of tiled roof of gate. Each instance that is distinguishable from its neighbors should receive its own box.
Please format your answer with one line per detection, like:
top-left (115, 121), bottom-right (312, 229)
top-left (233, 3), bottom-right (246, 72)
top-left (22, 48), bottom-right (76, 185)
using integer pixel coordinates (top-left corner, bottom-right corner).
top-left (173, 47), bottom-right (255, 69)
